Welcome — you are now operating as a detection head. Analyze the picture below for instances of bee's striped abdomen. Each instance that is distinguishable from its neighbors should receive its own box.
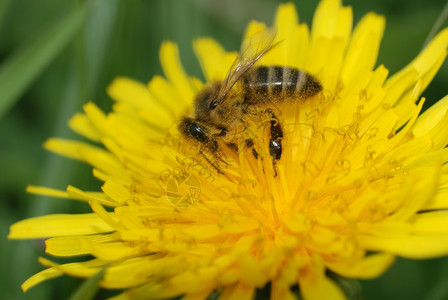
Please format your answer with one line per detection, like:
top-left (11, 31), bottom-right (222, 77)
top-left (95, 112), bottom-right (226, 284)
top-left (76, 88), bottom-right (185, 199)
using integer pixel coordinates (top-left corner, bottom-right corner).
top-left (242, 66), bottom-right (322, 104)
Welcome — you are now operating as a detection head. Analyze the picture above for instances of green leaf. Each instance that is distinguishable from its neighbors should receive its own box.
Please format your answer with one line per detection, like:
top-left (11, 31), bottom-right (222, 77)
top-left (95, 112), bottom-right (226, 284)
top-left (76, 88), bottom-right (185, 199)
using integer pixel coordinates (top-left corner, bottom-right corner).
top-left (0, 2), bottom-right (90, 119)
top-left (68, 268), bottom-right (105, 300)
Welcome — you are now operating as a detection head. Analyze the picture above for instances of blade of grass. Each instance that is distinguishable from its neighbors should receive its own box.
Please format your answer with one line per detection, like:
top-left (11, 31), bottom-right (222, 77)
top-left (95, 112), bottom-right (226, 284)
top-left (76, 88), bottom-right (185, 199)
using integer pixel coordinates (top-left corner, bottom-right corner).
top-left (7, 1), bottom-right (120, 298)
top-left (423, 1), bottom-right (448, 48)
top-left (84, 0), bottom-right (120, 88)
top-left (0, 1), bottom-right (90, 119)
top-left (68, 268), bottom-right (105, 300)
top-left (0, 0), bottom-right (12, 34)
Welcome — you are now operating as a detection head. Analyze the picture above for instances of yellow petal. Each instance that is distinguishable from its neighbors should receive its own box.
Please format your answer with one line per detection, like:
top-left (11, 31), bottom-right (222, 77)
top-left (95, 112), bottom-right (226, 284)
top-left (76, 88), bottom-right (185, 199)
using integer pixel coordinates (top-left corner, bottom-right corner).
top-left (239, 254), bottom-right (268, 288)
top-left (78, 239), bottom-right (140, 261)
top-left (82, 102), bottom-right (108, 136)
top-left (112, 282), bottom-right (179, 298)
top-left (387, 28), bottom-right (448, 91)
top-left (219, 282), bottom-right (255, 300)
top-left (89, 200), bottom-right (124, 231)
top-left (25, 185), bottom-right (119, 207)
top-left (311, 0), bottom-right (343, 41)
top-left (9, 214), bottom-right (113, 239)
top-left (298, 261), bottom-right (346, 300)
top-left (361, 64), bottom-right (389, 114)
top-left (181, 224), bottom-right (222, 240)
top-left (46, 233), bottom-right (119, 257)
top-left (422, 109), bottom-right (448, 150)
top-left (386, 163), bottom-right (440, 222)
top-left (148, 75), bottom-right (188, 116)
top-left (170, 268), bottom-right (218, 294)
top-left (308, 0), bottom-right (352, 86)
top-left (26, 185), bottom-right (70, 199)
top-left (411, 211), bottom-right (448, 234)
top-left (68, 112), bottom-right (102, 142)
top-left (21, 268), bottom-right (62, 292)
top-left (358, 233), bottom-right (448, 259)
top-left (413, 95), bottom-right (448, 137)
top-left (324, 253), bottom-right (395, 279)
top-left (105, 113), bottom-right (160, 156)
top-left (294, 24), bottom-right (310, 68)
top-left (340, 12), bottom-right (385, 84)
top-left (67, 185), bottom-right (120, 207)
top-left (44, 138), bottom-right (125, 177)
top-left (104, 257), bottom-right (178, 288)
top-left (38, 257), bottom-right (103, 279)
top-left (271, 283), bottom-right (297, 300)
top-left (243, 20), bottom-right (267, 42)
top-left (194, 38), bottom-right (230, 81)
top-left (159, 41), bottom-right (195, 104)
top-left (424, 187), bottom-right (448, 210)
top-left (383, 67), bottom-right (420, 107)
top-left (101, 180), bottom-right (131, 206)
top-left (273, 3), bottom-right (299, 66)
top-left (107, 77), bottom-right (174, 130)
top-left (46, 236), bottom-right (89, 257)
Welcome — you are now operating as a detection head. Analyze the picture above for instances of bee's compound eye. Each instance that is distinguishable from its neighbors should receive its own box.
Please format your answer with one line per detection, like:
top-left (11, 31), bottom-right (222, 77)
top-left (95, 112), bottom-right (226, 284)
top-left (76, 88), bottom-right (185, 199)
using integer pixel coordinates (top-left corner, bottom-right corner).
top-left (189, 122), bottom-right (208, 143)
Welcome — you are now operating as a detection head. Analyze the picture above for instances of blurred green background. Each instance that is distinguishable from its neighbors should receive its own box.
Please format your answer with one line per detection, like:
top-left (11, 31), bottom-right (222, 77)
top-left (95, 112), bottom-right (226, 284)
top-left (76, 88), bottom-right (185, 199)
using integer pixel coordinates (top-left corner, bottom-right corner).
top-left (1, 0), bottom-right (448, 299)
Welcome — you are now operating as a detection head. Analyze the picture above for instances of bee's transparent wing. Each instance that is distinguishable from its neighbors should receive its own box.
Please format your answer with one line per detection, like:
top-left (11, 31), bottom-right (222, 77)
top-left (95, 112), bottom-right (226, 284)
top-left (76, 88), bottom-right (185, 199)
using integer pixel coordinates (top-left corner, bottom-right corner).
top-left (214, 27), bottom-right (278, 106)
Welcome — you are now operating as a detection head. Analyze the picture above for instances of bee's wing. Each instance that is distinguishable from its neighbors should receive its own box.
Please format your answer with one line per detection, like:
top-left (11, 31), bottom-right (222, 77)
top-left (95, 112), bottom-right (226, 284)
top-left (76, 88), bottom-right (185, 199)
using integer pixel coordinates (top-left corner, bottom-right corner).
top-left (213, 27), bottom-right (277, 107)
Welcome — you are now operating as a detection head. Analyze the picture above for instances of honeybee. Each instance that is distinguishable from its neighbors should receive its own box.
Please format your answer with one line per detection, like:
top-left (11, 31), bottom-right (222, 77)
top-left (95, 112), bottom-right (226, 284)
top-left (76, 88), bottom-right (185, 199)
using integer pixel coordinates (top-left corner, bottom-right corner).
top-left (179, 27), bottom-right (322, 174)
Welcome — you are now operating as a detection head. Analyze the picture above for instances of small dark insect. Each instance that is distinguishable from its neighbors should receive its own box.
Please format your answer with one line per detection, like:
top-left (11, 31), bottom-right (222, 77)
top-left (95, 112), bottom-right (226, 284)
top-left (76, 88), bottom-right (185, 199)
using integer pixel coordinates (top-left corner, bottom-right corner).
top-left (179, 28), bottom-right (322, 174)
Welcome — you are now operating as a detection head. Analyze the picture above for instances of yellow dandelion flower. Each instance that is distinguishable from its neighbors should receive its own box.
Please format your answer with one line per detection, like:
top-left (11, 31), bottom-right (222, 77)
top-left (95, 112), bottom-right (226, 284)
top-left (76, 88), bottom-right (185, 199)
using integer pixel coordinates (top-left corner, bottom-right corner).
top-left (9, 0), bottom-right (448, 299)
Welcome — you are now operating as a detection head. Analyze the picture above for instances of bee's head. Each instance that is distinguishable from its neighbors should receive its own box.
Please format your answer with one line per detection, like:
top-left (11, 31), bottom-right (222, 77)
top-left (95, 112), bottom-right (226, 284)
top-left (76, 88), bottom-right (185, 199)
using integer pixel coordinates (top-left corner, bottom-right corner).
top-left (194, 82), bottom-right (242, 128)
top-left (194, 82), bottom-right (220, 116)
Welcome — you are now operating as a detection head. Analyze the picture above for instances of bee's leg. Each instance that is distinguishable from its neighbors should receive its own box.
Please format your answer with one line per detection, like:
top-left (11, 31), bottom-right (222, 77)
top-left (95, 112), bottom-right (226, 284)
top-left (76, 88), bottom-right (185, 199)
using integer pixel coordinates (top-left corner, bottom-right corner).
top-left (208, 135), bottom-right (229, 166)
top-left (271, 157), bottom-right (278, 177)
top-left (180, 118), bottom-right (228, 174)
top-left (226, 142), bottom-right (238, 152)
top-left (218, 128), bottom-right (227, 137)
top-left (245, 139), bottom-right (259, 159)
top-left (216, 153), bottom-right (230, 166)
top-left (266, 109), bottom-right (283, 177)
top-left (200, 135), bottom-right (229, 173)
top-left (199, 149), bottom-right (222, 174)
